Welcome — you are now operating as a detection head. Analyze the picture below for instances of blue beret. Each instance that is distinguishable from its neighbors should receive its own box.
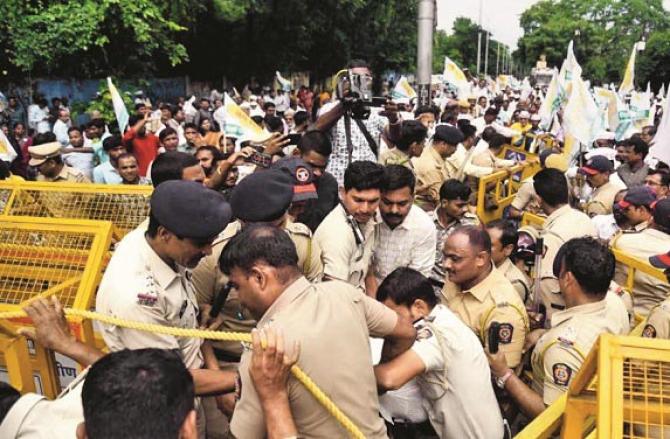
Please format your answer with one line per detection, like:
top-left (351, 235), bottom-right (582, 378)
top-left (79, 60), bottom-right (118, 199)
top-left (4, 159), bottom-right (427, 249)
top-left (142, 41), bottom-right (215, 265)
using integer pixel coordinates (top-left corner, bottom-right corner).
top-left (150, 180), bottom-right (232, 239)
top-left (230, 169), bottom-right (293, 222)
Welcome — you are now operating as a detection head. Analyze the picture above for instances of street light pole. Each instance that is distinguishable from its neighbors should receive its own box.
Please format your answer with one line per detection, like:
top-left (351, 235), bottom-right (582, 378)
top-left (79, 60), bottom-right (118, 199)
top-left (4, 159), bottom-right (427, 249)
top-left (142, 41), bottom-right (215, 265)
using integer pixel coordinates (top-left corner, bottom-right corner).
top-left (416, 0), bottom-right (435, 106)
top-left (477, 32), bottom-right (482, 76)
top-left (484, 31), bottom-right (490, 76)
top-left (496, 42), bottom-right (500, 77)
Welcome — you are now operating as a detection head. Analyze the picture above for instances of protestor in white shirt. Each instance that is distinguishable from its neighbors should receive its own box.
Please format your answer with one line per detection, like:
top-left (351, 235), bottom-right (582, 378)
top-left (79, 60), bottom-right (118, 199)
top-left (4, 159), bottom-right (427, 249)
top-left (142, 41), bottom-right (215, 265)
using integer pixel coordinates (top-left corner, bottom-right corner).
top-left (372, 165), bottom-right (436, 287)
top-left (52, 108), bottom-right (72, 146)
top-left (472, 107), bottom-right (520, 138)
top-left (374, 268), bottom-right (505, 439)
top-left (274, 89), bottom-right (291, 115)
top-left (28, 97), bottom-right (50, 133)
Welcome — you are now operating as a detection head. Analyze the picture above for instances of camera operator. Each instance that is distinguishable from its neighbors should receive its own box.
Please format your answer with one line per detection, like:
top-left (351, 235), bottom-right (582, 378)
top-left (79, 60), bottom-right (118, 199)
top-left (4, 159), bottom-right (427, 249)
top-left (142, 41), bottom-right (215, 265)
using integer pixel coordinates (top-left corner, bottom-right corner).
top-left (314, 59), bottom-right (402, 186)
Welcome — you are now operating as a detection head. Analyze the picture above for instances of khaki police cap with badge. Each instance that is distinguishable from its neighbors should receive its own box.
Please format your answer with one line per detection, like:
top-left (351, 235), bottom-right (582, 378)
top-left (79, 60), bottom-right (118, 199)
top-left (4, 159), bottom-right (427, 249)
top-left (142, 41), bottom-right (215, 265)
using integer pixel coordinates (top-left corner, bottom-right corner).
top-left (28, 142), bottom-right (62, 166)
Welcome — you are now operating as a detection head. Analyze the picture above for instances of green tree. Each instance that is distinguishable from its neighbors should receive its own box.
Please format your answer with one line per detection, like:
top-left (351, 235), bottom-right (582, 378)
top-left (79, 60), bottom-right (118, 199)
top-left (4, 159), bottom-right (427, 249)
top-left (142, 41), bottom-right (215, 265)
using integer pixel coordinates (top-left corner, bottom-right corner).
top-left (433, 17), bottom-right (511, 78)
top-left (0, 0), bottom-right (196, 78)
top-left (517, 0), bottom-right (669, 85)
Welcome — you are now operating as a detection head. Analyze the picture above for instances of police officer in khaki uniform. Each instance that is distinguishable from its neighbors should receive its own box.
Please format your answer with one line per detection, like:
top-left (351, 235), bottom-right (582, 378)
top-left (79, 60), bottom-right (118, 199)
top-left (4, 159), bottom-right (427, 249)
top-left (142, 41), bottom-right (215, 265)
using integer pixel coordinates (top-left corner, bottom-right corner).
top-left (430, 179), bottom-right (479, 289)
top-left (28, 141), bottom-right (90, 183)
top-left (95, 181), bottom-right (238, 434)
top-left (192, 167), bottom-right (323, 360)
top-left (220, 225), bottom-right (417, 438)
top-left (487, 238), bottom-right (628, 418)
top-left (486, 219), bottom-right (532, 305)
top-left (533, 168), bottom-right (597, 322)
top-left (314, 160), bottom-right (385, 292)
top-left (379, 119), bottom-right (426, 170)
top-left (611, 190), bottom-right (670, 316)
top-left (440, 225), bottom-right (529, 369)
top-left (508, 152), bottom-right (567, 220)
top-left (412, 125), bottom-right (461, 210)
top-left (578, 155), bottom-right (624, 217)
top-left (642, 251), bottom-right (670, 339)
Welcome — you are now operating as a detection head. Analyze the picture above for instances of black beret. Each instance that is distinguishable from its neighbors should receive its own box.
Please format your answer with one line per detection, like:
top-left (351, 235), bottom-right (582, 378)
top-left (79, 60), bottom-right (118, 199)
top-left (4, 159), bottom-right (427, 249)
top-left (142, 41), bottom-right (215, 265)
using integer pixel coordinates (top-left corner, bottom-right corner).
top-left (433, 125), bottom-right (464, 145)
top-left (150, 180), bottom-right (232, 239)
top-left (230, 169), bottom-right (293, 222)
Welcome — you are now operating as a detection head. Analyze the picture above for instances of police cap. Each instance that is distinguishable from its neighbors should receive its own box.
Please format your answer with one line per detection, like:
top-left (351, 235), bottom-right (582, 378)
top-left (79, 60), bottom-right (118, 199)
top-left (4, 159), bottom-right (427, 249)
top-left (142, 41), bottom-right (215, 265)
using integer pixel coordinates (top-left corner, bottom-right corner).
top-left (230, 169), bottom-right (293, 222)
top-left (433, 125), bottom-right (464, 145)
top-left (150, 180), bottom-right (232, 239)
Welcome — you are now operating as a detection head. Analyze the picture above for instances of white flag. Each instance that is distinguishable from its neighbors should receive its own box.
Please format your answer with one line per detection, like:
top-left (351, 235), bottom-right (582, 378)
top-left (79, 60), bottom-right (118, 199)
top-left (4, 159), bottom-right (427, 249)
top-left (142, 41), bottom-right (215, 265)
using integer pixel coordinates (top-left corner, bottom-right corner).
top-left (619, 44), bottom-right (637, 97)
top-left (391, 76), bottom-right (417, 103)
top-left (443, 57), bottom-right (470, 97)
top-left (650, 87), bottom-right (670, 165)
top-left (563, 76), bottom-right (599, 149)
top-left (107, 77), bottom-right (129, 134)
top-left (538, 68), bottom-right (561, 129)
top-left (223, 94), bottom-right (268, 142)
top-left (0, 128), bottom-right (17, 163)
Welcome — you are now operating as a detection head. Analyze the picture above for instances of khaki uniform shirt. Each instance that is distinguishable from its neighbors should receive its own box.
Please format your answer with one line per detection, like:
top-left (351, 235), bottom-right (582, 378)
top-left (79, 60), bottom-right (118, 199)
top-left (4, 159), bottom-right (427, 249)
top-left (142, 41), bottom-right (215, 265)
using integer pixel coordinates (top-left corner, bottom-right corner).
top-left (314, 204), bottom-right (378, 291)
top-left (642, 296), bottom-right (670, 339)
top-left (470, 149), bottom-right (515, 169)
top-left (36, 164), bottom-right (91, 183)
top-left (584, 181), bottom-right (622, 217)
top-left (531, 299), bottom-right (629, 405)
top-left (430, 210), bottom-right (479, 286)
top-left (412, 146), bottom-right (452, 209)
top-left (231, 277), bottom-right (397, 438)
top-left (411, 304), bottom-right (504, 438)
top-left (445, 145), bottom-right (494, 181)
top-left (611, 224), bottom-right (670, 315)
top-left (379, 147), bottom-right (413, 169)
top-left (511, 178), bottom-right (543, 214)
top-left (191, 220), bottom-right (323, 355)
top-left (441, 266), bottom-right (529, 368)
top-left (499, 257), bottom-right (532, 305)
top-left (96, 227), bottom-right (203, 368)
top-left (538, 205), bottom-right (597, 321)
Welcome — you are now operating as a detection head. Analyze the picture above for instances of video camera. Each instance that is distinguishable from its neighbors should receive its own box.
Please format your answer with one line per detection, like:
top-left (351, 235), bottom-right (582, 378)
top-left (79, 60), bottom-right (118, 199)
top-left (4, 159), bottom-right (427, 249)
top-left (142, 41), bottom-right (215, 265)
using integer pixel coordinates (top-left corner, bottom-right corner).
top-left (335, 69), bottom-right (386, 119)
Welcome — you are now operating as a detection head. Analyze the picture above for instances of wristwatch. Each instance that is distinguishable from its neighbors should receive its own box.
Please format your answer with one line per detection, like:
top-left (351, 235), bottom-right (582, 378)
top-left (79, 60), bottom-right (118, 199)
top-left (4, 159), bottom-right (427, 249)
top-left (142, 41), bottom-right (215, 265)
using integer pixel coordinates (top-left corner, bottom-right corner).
top-left (495, 369), bottom-right (514, 389)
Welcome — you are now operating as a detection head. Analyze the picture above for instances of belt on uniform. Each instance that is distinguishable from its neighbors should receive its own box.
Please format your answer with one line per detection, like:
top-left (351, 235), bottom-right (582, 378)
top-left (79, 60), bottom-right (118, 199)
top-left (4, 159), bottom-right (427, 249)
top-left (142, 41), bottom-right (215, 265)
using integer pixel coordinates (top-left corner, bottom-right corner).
top-left (388, 419), bottom-right (436, 436)
top-left (212, 348), bottom-right (242, 363)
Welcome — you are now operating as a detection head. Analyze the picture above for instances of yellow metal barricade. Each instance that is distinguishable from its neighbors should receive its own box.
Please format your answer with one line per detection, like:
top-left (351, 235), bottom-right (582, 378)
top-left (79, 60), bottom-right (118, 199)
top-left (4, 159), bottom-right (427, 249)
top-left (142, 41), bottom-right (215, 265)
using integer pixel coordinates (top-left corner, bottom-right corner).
top-left (0, 180), bottom-right (151, 239)
top-left (516, 334), bottom-right (670, 438)
top-left (475, 147), bottom-right (540, 224)
top-left (0, 216), bottom-right (113, 397)
top-left (521, 212), bottom-right (546, 229)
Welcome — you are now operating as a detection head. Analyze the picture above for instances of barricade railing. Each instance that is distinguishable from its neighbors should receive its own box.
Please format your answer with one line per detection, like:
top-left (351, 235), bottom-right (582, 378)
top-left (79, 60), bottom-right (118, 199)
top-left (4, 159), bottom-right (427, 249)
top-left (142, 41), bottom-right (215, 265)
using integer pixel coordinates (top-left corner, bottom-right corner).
top-left (516, 334), bottom-right (670, 438)
top-left (0, 180), bottom-right (151, 239)
top-left (475, 147), bottom-right (541, 224)
top-left (0, 216), bottom-right (113, 397)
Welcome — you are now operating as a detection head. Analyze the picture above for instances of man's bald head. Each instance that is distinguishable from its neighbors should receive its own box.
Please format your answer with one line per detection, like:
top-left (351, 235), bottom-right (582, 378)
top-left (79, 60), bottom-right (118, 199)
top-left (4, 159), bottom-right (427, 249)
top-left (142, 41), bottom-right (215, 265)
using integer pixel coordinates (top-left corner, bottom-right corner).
top-left (450, 225), bottom-right (491, 254)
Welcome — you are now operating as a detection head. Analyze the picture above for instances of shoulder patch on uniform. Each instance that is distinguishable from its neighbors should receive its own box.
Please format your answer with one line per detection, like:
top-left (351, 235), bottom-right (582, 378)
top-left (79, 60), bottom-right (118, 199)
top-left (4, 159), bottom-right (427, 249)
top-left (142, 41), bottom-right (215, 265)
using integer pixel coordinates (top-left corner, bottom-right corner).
top-left (498, 323), bottom-right (514, 344)
top-left (552, 363), bottom-right (572, 386)
top-left (416, 325), bottom-right (434, 341)
top-left (136, 292), bottom-right (158, 306)
top-left (286, 221), bottom-right (312, 237)
top-left (642, 324), bottom-right (657, 338)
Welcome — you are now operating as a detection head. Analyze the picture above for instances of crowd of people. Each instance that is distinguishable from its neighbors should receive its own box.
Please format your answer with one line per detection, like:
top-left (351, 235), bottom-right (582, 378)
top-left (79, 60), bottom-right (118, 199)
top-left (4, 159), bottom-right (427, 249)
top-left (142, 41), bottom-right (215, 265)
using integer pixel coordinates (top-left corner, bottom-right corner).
top-left (1, 58), bottom-right (670, 439)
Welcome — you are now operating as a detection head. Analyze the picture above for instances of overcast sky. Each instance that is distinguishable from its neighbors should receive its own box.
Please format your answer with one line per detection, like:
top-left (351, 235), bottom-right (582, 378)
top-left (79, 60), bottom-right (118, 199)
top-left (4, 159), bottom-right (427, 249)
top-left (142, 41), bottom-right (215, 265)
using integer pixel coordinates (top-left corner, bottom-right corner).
top-left (436, 0), bottom-right (670, 49)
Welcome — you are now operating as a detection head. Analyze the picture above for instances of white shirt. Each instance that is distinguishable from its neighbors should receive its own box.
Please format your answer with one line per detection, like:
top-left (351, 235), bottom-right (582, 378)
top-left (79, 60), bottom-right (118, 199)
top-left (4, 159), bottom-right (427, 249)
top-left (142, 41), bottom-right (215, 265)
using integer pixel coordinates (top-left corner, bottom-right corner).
top-left (275, 93), bottom-right (290, 112)
top-left (53, 119), bottom-right (71, 146)
top-left (28, 105), bottom-right (50, 133)
top-left (96, 228), bottom-right (203, 369)
top-left (0, 373), bottom-right (85, 438)
top-left (412, 304), bottom-right (504, 439)
top-left (373, 205), bottom-right (436, 283)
